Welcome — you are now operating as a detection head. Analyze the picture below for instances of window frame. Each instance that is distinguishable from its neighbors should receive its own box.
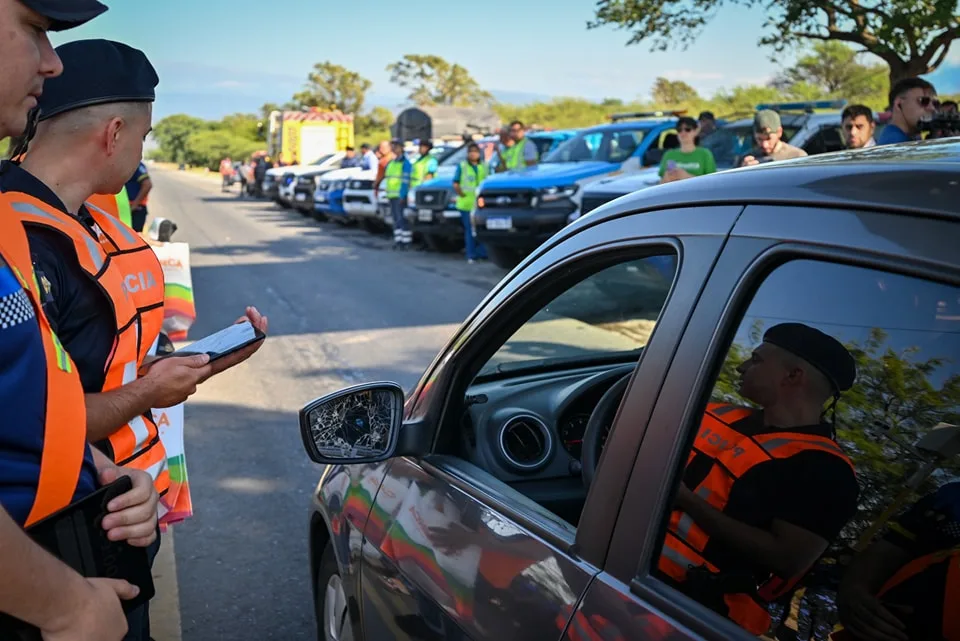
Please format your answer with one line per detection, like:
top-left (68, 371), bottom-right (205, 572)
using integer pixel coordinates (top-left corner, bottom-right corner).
top-left (604, 204), bottom-right (960, 639)
top-left (403, 206), bottom-right (742, 570)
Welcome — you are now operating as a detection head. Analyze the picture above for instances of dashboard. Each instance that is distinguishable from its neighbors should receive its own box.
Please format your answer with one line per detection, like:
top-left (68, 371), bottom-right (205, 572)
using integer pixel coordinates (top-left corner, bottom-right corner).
top-left (458, 361), bottom-right (635, 523)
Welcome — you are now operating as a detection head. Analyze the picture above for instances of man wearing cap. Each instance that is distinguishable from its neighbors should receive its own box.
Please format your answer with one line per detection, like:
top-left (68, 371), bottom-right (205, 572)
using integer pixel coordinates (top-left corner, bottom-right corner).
top-left (3, 37), bottom-right (269, 639)
top-left (659, 323), bottom-right (859, 635)
top-left (738, 109), bottom-right (807, 167)
top-left (0, 2), bottom-right (164, 640)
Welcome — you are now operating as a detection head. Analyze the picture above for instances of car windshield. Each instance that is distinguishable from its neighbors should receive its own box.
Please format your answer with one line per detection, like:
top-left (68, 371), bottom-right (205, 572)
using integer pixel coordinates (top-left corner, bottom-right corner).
top-left (700, 122), bottom-right (803, 168)
top-left (478, 255), bottom-right (677, 378)
top-left (542, 128), bottom-right (647, 164)
top-left (310, 153), bottom-right (335, 166)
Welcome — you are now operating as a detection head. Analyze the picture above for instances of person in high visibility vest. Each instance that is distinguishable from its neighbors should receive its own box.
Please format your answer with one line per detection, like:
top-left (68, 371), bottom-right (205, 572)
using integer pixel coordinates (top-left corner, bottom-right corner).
top-left (87, 188), bottom-right (133, 227)
top-left (382, 139), bottom-right (413, 249)
top-left (9, 37), bottom-right (269, 641)
top-left (0, 2), bottom-right (162, 639)
top-left (409, 139), bottom-right (438, 190)
top-left (836, 481), bottom-right (960, 641)
top-left (659, 323), bottom-right (859, 636)
top-left (494, 120), bottom-right (539, 173)
top-left (452, 142), bottom-right (488, 263)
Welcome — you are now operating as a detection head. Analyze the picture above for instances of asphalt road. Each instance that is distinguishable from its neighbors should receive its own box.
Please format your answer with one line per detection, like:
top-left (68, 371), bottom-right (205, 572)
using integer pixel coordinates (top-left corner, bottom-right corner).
top-left (148, 167), bottom-right (507, 640)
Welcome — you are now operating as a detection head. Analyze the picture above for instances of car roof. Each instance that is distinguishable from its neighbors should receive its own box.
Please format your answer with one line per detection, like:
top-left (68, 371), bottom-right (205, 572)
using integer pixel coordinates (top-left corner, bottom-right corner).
top-left (725, 111), bottom-right (843, 129)
top-left (580, 120), bottom-right (675, 133)
top-left (571, 139), bottom-right (960, 229)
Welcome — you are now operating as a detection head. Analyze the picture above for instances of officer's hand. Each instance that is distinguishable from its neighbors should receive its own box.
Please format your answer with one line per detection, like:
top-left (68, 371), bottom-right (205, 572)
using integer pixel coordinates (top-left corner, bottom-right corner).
top-left (99, 466), bottom-right (159, 547)
top-left (837, 584), bottom-right (908, 641)
top-left (740, 155), bottom-right (759, 167)
top-left (42, 577), bottom-right (138, 641)
top-left (142, 353), bottom-right (212, 408)
top-left (201, 306), bottom-right (269, 381)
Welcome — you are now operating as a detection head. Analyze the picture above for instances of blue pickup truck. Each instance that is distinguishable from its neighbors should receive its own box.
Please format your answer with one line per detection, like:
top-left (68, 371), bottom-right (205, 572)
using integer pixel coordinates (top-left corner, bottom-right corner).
top-left (408, 130), bottom-right (578, 253)
top-left (472, 113), bottom-right (683, 268)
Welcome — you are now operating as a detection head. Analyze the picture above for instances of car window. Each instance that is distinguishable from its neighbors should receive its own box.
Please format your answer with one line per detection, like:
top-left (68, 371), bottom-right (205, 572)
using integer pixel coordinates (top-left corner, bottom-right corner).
top-left (642, 258), bottom-right (960, 640)
top-left (802, 127), bottom-right (846, 155)
top-left (542, 128), bottom-right (647, 164)
top-left (478, 254), bottom-right (677, 378)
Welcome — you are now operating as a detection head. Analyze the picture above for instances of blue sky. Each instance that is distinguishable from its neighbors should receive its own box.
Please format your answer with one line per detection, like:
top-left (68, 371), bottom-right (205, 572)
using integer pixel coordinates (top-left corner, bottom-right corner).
top-left (51, 0), bottom-right (960, 121)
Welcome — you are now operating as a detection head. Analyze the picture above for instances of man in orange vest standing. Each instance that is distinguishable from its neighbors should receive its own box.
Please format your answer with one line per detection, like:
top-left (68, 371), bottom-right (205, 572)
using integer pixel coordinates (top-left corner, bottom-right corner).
top-left (3, 37), bottom-right (268, 640)
top-left (0, 1), bottom-right (165, 639)
top-left (658, 323), bottom-right (860, 635)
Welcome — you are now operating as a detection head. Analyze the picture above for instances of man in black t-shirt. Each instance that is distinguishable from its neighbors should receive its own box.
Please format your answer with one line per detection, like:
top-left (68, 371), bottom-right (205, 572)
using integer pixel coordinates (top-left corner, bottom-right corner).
top-left (663, 323), bottom-right (860, 634)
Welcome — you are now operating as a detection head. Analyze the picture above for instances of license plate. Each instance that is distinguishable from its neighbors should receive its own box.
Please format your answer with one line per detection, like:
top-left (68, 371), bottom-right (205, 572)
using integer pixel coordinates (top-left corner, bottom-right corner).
top-left (485, 216), bottom-right (513, 231)
top-left (418, 209), bottom-right (433, 222)
top-left (295, 193), bottom-right (306, 202)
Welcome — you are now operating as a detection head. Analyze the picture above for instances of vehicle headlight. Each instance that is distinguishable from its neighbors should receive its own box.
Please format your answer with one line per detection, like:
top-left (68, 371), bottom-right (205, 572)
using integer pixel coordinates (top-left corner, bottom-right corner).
top-left (407, 188), bottom-right (417, 208)
top-left (539, 185), bottom-right (578, 202)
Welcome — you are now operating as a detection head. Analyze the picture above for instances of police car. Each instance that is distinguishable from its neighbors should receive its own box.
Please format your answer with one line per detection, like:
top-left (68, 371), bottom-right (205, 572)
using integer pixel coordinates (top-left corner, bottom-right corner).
top-left (473, 113), bottom-right (683, 268)
top-left (266, 152), bottom-right (344, 208)
top-left (312, 167), bottom-right (364, 223)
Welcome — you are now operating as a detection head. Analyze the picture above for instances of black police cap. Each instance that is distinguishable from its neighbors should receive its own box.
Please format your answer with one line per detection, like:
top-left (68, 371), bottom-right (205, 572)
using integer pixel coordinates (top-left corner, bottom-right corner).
top-left (763, 322), bottom-right (857, 393)
top-left (38, 39), bottom-right (158, 122)
top-left (20, 0), bottom-right (107, 31)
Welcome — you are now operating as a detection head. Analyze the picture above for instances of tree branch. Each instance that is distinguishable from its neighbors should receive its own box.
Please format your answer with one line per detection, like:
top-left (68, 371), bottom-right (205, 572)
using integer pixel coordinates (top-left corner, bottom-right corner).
top-left (920, 26), bottom-right (960, 71)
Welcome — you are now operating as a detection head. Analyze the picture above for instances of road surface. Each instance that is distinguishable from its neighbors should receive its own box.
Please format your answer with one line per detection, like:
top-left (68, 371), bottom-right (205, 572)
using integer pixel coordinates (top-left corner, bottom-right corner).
top-left (148, 167), bottom-right (506, 640)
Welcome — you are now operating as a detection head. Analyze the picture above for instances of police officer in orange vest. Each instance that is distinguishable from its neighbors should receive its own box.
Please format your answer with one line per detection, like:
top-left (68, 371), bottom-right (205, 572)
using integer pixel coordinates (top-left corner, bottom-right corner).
top-left (0, 1), bottom-right (164, 639)
top-left (658, 323), bottom-right (860, 635)
top-left (2, 38), bottom-right (268, 640)
top-left (837, 481), bottom-right (960, 641)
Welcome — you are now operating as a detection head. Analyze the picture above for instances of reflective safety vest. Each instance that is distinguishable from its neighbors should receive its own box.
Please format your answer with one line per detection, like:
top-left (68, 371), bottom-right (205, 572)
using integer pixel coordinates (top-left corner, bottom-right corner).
top-left (86, 189), bottom-right (133, 228)
top-left (409, 156), bottom-right (433, 189)
top-left (658, 402), bottom-right (855, 635)
top-left (502, 138), bottom-right (535, 170)
top-left (383, 159), bottom-right (405, 198)
top-left (12, 193), bottom-right (170, 498)
top-left (455, 162), bottom-right (487, 212)
top-left (878, 547), bottom-right (960, 641)
top-left (0, 193), bottom-right (88, 527)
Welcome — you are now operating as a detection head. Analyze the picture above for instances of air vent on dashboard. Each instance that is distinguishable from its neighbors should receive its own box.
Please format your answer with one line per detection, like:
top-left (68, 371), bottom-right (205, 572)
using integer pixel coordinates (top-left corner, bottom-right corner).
top-left (498, 414), bottom-right (552, 472)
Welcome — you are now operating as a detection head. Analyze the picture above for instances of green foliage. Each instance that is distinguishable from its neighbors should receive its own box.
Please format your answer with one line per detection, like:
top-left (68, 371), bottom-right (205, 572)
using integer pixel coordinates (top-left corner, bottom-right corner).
top-left (386, 54), bottom-right (493, 107)
top-left (151, 114), bottom-right (208, 164)
top-left (651, 77), bottom-right (701, 105)
top-left (773, 42), bottom-right (888, 107)
top-left (151, 112), bottom-right (264, 170)
top-left (589, 0), bottom-right (960, 85)
top-left (291, 61), bottom-right (372, 114)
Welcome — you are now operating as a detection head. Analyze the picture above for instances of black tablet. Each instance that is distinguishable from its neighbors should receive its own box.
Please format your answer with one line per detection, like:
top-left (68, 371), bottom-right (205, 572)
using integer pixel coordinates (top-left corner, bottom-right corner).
top-left (159, 319), bottom-right (265, 363)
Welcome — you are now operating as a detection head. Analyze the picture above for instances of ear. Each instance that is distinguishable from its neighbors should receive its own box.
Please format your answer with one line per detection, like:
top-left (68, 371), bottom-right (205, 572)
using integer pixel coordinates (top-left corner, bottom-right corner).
top-left (103, 117), bottom-right (124, 156)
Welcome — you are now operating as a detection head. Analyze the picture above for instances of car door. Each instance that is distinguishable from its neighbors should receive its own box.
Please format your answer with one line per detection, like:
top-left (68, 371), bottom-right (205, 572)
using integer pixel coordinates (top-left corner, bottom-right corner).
top-left (562, 204), bottom-right (960, 640)
top-left (358, 205), bottom-right (746, 640)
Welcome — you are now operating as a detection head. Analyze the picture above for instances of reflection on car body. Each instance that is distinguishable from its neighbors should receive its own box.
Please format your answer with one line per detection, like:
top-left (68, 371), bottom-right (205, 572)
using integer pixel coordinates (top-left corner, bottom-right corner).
top-left (300, 139), bottom-right (960, 641)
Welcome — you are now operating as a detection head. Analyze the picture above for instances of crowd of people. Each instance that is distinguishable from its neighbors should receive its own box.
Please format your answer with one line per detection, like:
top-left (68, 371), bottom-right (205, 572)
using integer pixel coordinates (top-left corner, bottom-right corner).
top-left (0, 1), bottom-right (267, 639)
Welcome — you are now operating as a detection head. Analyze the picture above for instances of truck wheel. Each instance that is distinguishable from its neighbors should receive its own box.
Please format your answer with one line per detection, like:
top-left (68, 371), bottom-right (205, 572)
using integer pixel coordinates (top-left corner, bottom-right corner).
top-left (315, 543), bottom-right (354, 641)
top-left (487, 246), bottom-right (522, 270)
top-left (424, 234), bottom-right (462, 253)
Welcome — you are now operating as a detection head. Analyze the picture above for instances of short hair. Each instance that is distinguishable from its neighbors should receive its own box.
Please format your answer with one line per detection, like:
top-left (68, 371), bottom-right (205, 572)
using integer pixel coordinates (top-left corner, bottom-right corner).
top-left (942, 100), bottom-right (958, 110)
top-left (888, 77), bottom-right (935, 110)
top-left (841, 104), bottom-right (873, 122)
top-left (37, 101), bottom-right (150, 140)
top-left (466, 142), bottom-right (480, 152)
top-left (345, 146), bottom-right (354, 151)
top-left (360, 143), bottom-right (370, 150)
top-left (698, 111), bottom-right (715, 121)
top-left (509, 120), bottom-right (524, 129)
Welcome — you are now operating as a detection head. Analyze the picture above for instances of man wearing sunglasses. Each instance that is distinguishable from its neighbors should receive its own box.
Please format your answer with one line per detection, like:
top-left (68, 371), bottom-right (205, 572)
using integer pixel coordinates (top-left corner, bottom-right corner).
top-left (876, 77), bottom-right (938, 146)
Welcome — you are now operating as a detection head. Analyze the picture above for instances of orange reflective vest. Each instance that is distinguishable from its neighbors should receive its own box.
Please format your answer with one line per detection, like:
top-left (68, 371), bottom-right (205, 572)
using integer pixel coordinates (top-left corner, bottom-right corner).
top-left (86, 191), bottom-right (119, 217)
top-left (878, 547), bottom-right (960, 641)
top-left (0, 193), bottom-right (88, 527)
top-left (12, 193), bottom-right (169, 499)
top-left (658, 402), bottom-right (855, 635)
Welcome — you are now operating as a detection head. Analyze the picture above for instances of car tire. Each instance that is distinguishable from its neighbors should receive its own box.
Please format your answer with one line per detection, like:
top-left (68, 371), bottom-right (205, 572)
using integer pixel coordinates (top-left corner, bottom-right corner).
top-left (423, 234), bottom-right (462, 253)
top-left (360, 218), bottom-right (386, 234)
top-left (487, 245), bottom-right (523, 270)
top-left (315, 543), bottom-right (354, 641)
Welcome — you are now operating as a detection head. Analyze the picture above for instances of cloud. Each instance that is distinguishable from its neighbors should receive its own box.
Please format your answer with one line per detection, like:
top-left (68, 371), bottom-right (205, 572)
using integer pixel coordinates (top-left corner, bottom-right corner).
top-left (661, 69), bottom-right (725, 81)
top-left (946, 43), bottom-right (960, 64)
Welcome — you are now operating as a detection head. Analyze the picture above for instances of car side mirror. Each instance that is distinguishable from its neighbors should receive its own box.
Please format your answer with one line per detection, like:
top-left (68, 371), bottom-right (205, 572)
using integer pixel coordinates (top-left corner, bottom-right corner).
top-left (298, 382), bottom-right (404, 464)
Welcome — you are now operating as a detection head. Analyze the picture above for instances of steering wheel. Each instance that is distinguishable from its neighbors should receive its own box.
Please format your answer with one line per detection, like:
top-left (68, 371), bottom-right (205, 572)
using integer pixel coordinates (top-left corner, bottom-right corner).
top-left (581, 372), bottom-right (632, 489)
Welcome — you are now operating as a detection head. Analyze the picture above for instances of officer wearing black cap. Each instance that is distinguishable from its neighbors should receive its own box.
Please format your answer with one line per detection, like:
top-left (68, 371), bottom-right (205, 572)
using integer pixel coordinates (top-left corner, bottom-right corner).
top-left (661, 322), bottom-right (860, 635)
top-left (0, 2), bottom-right (153, 640)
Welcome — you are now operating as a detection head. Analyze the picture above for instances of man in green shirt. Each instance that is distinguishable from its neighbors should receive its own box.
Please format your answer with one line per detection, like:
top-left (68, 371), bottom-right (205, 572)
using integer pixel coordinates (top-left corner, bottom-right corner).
top-left (659, 116), bottom-right (717, 183)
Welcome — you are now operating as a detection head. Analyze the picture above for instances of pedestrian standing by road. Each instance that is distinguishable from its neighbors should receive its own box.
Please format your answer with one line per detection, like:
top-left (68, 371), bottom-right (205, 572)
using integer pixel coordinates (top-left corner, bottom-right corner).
top-left (359, 142), bottom-right (378, 170)
top-left (453, 142), bottom-right (488, 263)
top-left (382, 139), bottom-right (412, 249)
top-left (0, 2), bottom-right (162, 640)
top-left (340, 146), bottom-right (361, 168)
top-left (4, 37), bottom-right (270, 641)
top-left (126, 159), bottom-right (152, 232)
top-left (738, 110), bottom-right (807, 167)
top-left (840, 104), bottom-right (877, 149)
top-left (495, 120), bottom-right (538, 172)
top-left (698, 111), bottom-right (717, 137)
top-left (409, 139), bottom-right (438, 189)
top-left (659, 116), bottom-right (717, 183)
top-left (876, 77), bottom-right (938, 146)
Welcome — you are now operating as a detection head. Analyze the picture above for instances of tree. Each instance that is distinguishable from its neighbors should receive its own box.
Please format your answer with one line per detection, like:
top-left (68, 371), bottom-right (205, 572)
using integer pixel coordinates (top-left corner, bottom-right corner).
top-left (588, 0), bottom-right (960, 86)
top-left (651, 77), bottom-right (701, 105)
top-left (151, 114), bottom-right (207, 164)
top-left (386, 55), bottom-right (493, 107)
top-left (292, 62), bottom-right (372, 115)
top-left (772, 41), bottom-right (887, 103)
top-left (183, 129), bottom-right (261, 170)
